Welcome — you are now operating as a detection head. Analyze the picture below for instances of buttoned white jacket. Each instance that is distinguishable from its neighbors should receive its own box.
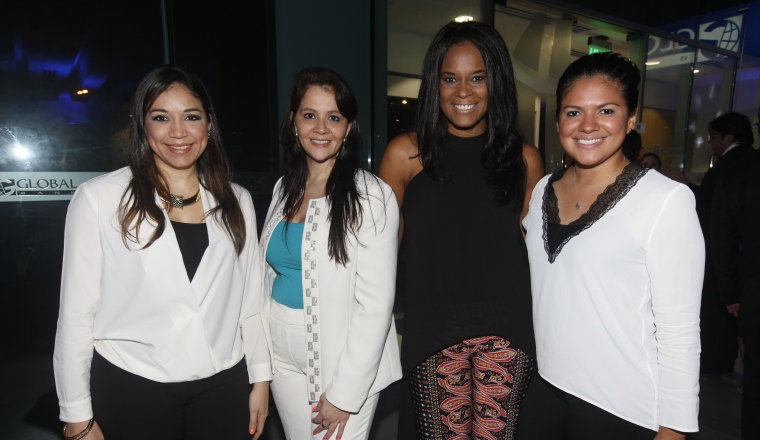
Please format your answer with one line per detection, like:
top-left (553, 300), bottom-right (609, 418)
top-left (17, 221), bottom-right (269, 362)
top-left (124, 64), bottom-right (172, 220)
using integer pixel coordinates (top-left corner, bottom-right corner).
top-left (53, 167), bottom-right (272, 422)
top-left (260, 170), bottom-right (402, 412)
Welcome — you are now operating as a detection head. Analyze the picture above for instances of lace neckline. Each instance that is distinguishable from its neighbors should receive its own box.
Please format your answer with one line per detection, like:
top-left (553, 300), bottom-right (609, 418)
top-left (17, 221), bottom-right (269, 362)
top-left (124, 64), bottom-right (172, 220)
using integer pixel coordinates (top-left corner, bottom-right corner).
top-left (541, 162), bottom-right (649, 263)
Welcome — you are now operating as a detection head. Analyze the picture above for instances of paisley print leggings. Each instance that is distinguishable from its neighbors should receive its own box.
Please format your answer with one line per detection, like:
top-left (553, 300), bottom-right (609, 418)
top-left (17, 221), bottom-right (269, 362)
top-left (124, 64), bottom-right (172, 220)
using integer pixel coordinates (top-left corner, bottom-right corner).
top-left (409, 335), bottom-right (534, 440)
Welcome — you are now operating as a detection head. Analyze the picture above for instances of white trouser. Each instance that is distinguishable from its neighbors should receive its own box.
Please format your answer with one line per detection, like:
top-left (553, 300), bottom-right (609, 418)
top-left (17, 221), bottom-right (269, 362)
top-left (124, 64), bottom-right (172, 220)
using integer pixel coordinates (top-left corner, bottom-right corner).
top-left (269, 301), bottom-right (380, 440)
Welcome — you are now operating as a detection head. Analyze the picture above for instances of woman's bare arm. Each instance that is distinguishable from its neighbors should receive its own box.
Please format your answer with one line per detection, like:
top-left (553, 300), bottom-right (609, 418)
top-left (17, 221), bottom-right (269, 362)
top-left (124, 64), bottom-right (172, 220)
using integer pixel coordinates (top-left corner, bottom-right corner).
top-left (378, 132), bottom-right (423, 243)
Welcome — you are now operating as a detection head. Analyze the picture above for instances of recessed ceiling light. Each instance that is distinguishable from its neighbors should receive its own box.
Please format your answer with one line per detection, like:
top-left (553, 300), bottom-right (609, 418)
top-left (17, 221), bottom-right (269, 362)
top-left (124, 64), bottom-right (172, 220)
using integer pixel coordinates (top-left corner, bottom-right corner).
top-left (455, 15), bottom-right (473, 23)
top-left (645, 61), bottom-right (660, 66)
top-left (13, 144), bottom-right (31, 160)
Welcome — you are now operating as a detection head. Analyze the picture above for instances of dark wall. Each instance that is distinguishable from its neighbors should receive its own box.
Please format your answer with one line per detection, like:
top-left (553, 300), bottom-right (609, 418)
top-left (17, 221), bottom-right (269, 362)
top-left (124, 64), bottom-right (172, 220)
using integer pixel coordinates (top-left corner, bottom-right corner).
top-left (274, 0), bottom-right (386, 171)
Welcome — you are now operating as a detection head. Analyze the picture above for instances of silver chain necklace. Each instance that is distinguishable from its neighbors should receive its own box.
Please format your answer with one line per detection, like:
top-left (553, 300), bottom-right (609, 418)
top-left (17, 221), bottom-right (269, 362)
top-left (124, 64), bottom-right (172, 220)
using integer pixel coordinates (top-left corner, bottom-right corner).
top-left (572, 158), bottom-right (627, 210)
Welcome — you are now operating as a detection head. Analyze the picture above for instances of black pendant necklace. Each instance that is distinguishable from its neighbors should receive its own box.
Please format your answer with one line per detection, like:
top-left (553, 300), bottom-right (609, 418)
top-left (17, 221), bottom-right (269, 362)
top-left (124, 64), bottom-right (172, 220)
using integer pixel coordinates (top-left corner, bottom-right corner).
top-left (159, 189), bottom-right (201, 209)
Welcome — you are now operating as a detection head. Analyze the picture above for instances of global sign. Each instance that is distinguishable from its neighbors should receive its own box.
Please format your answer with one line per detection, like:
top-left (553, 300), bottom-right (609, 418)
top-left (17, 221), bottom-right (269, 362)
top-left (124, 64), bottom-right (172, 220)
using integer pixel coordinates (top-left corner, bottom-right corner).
top-left (647, 15), bottom-right (743, 69)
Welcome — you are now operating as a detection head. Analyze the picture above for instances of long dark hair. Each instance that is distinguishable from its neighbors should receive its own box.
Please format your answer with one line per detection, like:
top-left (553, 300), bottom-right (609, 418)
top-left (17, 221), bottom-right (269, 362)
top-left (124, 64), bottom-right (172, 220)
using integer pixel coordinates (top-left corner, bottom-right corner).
top-left (416, 21), bottom-right (525, 206)
top-left (118, 65), bottom-right (246, 254)
top-left (280, 67), bottom-right (363, 265)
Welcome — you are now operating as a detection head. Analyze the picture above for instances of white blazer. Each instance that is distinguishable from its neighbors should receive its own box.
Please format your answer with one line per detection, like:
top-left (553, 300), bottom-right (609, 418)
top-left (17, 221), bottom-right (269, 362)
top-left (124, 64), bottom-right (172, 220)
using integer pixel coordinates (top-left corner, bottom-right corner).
top-left (260, 170), bottom-right (402, 413)
top-left (53, 167), bottom-right (271, 422)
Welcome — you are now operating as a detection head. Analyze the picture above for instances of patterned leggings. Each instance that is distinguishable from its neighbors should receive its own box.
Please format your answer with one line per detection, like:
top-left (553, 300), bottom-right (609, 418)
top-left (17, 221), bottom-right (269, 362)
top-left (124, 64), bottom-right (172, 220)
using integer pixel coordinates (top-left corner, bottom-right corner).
top-left (409, 336), bottom-right (534, 440)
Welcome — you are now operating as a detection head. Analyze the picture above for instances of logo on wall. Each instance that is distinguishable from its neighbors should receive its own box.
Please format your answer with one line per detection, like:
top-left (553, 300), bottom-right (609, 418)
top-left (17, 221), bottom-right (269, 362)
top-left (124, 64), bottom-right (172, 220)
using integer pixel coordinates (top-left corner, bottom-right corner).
top-left (0, 172), bottom-right (104, 202)
top-left (0, 179), bottom-right (15, 196)
top-left (700, 19), bottom-right (741, 53)
top-left (648, 15), bottom-right (744, 69)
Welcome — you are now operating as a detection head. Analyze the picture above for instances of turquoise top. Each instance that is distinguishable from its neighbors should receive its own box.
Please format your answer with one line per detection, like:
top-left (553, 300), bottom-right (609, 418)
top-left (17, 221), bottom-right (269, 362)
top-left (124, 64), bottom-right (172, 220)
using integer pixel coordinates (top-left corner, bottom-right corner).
top-left (266, 221), bottom-right (304, 309)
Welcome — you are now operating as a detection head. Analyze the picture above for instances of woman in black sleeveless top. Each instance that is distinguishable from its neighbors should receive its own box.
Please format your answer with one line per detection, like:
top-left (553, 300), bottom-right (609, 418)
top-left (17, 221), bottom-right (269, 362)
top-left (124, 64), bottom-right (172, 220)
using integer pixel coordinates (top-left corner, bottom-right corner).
top-left (379, 22), bottom-right (544, 439)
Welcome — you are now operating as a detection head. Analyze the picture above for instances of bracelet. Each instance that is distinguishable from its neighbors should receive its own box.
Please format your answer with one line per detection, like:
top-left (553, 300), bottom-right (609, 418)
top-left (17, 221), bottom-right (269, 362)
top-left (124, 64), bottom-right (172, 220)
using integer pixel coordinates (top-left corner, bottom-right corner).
top-left (63, 419), bottom-right (94, 440)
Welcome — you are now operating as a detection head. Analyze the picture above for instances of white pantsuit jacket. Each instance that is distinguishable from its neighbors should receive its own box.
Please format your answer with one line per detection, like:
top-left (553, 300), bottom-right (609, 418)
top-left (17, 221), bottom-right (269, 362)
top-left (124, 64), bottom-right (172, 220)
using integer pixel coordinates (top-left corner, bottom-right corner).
top-left (53, 167), bottom-right (272, 422)
top-left (260, 170), bottom-right (402, 413)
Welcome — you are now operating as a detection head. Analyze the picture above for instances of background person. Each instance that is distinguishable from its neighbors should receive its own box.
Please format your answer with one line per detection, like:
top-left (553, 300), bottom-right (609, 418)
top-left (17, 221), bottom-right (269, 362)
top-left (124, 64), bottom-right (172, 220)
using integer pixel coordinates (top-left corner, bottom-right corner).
top-left (668, 112), bottom-right (755, 376)
top-left (53, 65), bottom-right (271, 440)
top-left (710, 108), bottom-right (760, 440)
top-left (640, 152), bottom-right (662, 172)
top-left (523, 52), bottom-right (703, 439)
top-left (261, 67), bottom-right (401, 440)
top-left (379, 21), bottom-right (545, 439)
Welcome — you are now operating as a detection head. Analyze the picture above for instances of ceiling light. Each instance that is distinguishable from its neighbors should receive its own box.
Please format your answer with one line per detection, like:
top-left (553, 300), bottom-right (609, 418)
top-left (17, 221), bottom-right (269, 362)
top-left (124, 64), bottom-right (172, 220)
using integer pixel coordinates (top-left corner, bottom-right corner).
top-left (645, 61), bottom-right (660, 66)
top-left (693, 69), bottom-right (700, 73)
top-left (455, 15), bottom-right (473, 23)
top-left (401, 99), bottom-right (408, 104)
top-left (13, 144), bottom-right (31, 159)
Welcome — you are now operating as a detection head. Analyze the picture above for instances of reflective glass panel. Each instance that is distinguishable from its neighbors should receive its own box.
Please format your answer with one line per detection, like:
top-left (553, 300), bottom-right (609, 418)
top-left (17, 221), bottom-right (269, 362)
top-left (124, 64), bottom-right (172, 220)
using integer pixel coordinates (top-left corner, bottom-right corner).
top-left (1, 2), bottom-right (164, 438)
top-left (733, 58), bottom-right (760, 147)
top-left (685, 49), bottom-right (735, 183)
top-left (641, 37), bottom-right (696, 178)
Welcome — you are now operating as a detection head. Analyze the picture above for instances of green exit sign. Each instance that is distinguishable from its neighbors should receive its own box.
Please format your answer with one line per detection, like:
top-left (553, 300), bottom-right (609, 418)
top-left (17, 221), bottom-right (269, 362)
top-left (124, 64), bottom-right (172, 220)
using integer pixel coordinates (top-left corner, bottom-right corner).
top-left (588, 45), bottom-right (611, 55)
top-left (588, 36), bottom-right (612, 55)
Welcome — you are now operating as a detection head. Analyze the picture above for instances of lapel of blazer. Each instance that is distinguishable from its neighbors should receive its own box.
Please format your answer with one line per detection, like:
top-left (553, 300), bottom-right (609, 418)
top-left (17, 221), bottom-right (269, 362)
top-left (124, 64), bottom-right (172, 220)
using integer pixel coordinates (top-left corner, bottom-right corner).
top-left (261, 202), bottom-right (284, 257)
top-left (302, 197), bottom-right (325, 402)
top-left (190, 185), bottom-right (223, 299)
top-left (261, 179), bottom-right (286, 256)
top-left (134, 192), bottom-right (194, 303)
top-left (134, 184), bottom-right (219, 306)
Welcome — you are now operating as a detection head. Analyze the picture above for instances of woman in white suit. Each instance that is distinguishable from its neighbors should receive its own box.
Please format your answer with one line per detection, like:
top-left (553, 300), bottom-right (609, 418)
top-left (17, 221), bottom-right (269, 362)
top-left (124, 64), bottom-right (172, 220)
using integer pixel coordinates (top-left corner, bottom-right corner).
top-left (53, 66), bottom-right (271, 440)
top-left (261, 67), bottom-right (401, 440)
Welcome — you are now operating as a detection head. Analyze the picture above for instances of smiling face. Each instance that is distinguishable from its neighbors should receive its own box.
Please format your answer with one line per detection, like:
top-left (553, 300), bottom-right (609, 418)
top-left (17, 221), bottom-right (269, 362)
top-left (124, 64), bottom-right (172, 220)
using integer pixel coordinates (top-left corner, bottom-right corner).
top-left (439, 42), bottom-right (488, 137)
top-left (557, 76), bottom-right (637, 168)
top-left (145, 85), bottom-right (210, 174)
top-left (294, 86), bottom-right (351, 170)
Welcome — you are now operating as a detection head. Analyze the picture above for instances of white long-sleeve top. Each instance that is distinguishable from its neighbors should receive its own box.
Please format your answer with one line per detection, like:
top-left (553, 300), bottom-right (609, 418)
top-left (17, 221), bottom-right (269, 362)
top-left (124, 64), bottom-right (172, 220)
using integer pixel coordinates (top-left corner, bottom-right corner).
top-left (260, 170), bottom-right (403, 412)
top-left (53, 167), bottom-right (272, 423)
top-left (523, 168), bottom-right (703, 432)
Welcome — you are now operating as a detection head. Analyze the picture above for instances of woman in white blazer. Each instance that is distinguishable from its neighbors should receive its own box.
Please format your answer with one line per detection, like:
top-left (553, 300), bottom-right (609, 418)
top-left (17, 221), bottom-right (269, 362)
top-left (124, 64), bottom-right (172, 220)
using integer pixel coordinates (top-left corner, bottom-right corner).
top-left (261, 67), bottom-right (401, 440)
top-left (53, 66), bottom-right (271, 440)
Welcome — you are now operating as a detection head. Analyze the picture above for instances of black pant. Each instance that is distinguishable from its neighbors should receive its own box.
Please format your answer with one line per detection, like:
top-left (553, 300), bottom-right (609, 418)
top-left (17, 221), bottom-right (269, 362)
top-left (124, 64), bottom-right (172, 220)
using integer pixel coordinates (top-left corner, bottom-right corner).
top-left (519, 375), bottom-right (655, 440)
top-left (90, 351), bottom-right (251, 440)
top-left (743, 328), bottom-right (760, 440)
top-left (701, 259), bottom-right (739, 374)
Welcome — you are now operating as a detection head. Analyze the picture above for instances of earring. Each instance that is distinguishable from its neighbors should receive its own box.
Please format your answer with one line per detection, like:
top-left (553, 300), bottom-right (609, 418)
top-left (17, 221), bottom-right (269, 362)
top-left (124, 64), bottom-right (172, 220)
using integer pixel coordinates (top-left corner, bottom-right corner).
top-left (295, 127), bottom-right (299, 138)
top-left (339, 134), bottom-right (348, 157)
top-left (207, 130), bottom-right (211, 138)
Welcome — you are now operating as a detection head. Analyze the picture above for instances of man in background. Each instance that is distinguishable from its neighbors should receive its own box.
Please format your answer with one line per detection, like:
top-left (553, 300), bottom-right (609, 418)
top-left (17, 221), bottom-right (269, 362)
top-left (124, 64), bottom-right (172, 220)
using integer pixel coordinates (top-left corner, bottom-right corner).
top-left (670, 112), bottom-right (756, 376)
top-left (711, 110), bottom-right (760, 440)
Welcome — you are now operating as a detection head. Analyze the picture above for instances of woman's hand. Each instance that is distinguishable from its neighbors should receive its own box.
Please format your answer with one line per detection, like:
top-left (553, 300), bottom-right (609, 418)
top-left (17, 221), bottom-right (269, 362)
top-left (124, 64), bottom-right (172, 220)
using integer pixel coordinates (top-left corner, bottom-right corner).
top-left (311, 393), bottom-right (351, 440)
top-left (248, 381), bottom-right (269, 440)
top-left (63, 420), bottom-right (104, 440)
top-left (654, 426), bottom-right (686, 440)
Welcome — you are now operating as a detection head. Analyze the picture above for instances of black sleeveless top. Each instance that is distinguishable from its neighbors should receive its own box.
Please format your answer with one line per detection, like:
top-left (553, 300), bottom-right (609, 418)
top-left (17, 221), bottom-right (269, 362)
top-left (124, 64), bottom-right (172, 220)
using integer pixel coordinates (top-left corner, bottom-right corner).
top-left (400, 132), bottom-right (535, 372)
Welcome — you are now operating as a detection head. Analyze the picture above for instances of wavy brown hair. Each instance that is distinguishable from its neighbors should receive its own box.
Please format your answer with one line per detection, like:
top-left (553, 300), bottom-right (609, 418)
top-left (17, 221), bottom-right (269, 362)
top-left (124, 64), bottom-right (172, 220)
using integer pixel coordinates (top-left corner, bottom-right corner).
top-left (118, 65), bottom-right (246, 254)
top-left (280, 67), bottom-right (364, 265)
